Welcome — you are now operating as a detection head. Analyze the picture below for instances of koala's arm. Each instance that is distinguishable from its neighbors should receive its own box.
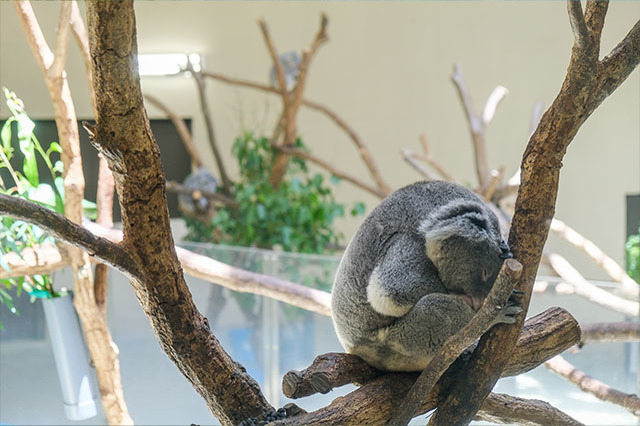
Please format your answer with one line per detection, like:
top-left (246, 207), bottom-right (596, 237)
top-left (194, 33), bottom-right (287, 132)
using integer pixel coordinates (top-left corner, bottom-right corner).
top-left (366, 233), bottom-right (442, 317)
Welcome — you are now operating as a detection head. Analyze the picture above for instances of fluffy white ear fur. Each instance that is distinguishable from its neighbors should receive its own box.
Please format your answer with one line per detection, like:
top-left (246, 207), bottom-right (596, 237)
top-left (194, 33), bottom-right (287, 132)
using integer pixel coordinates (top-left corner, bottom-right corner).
top-left (366, 267), bottom-right (412, 317)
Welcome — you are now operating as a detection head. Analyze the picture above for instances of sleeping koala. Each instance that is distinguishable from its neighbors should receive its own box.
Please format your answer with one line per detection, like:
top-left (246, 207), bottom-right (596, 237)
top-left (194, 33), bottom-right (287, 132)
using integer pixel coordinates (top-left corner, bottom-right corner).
top-left (331, 180), bottom-right (520, 372)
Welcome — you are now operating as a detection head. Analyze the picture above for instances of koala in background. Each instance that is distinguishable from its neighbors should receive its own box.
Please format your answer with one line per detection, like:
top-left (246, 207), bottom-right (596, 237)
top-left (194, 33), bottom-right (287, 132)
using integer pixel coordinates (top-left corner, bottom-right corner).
top-left (331, 180), bottom-right (520, 372)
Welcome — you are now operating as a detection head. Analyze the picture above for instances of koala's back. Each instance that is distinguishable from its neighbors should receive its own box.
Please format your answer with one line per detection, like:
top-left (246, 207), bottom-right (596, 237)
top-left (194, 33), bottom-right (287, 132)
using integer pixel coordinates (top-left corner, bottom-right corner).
top-left (331, 180), bottom-right (482, 345)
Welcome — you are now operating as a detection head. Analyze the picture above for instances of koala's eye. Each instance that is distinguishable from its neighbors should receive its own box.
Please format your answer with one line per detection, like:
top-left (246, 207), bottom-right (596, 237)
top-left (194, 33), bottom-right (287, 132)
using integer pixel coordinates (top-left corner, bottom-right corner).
top-left (481, 267), bottom-right (491, 283)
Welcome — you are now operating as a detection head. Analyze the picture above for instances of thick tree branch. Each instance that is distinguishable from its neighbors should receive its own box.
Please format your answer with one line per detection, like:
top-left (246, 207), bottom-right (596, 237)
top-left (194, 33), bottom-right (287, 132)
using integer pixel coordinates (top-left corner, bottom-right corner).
top-left (144, 94), bottom-right (203, 168)
top-left (283, 307), bottom-right (579, 399)
top-left (389, 259), bottom-right (523, 426)
top-left (276, 307), bottom-right (579, 425)
top-left (545, 355), bottom-right (640, 416)
top-left (477, 393), bottom-right (584, 426)
top-left (0, 194), bottom-right (141, 280)
top-left (431, 3), bottom-right (640, 424)
top-left (86, 2), bottom-right (272, 423)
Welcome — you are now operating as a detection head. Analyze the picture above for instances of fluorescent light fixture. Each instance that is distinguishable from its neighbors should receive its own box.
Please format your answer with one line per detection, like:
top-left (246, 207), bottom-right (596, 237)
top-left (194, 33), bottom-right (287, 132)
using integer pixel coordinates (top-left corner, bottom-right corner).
top-left (138, 53), bottom-right (201, 77)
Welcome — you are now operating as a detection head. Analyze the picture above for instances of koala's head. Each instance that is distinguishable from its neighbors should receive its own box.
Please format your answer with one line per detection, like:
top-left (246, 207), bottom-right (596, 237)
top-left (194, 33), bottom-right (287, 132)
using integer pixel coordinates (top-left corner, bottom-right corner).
top-left (420, 200), bottom-right (511, 306)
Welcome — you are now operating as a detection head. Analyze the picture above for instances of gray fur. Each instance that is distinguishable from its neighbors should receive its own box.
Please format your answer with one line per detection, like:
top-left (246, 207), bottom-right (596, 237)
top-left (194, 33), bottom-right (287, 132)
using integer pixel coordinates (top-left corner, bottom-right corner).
top-left (331, 180), bottom-right (515, 372)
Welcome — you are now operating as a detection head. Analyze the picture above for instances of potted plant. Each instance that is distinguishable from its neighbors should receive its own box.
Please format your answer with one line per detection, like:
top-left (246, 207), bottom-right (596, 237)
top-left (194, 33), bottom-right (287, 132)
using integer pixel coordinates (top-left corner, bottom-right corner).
top-left (0, 88), bottom-right (99, 420)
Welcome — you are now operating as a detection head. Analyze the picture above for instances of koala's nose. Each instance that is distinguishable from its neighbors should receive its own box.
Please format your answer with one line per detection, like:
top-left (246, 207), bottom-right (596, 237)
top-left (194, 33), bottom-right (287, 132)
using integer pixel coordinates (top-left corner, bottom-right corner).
top-left (499, 240), bottom-right (513, 259)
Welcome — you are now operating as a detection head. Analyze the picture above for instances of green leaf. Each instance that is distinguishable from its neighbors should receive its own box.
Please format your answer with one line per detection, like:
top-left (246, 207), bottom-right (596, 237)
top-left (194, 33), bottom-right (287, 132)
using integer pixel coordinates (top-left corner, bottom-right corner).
top-left (16, 113), bottom-right (38, 187)
top-left (27, 183), bottom-right (57, 209)
top-left (1, 117), bottom-right (15, 156)
top-left (82, 199), bottom-right (98, 220)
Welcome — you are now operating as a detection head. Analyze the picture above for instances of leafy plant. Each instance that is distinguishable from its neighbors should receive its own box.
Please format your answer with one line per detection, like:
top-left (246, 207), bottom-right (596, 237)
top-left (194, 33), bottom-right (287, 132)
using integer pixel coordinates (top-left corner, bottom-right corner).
top-left (184, 132), bottom-right (364, 254)
top-left (0, 88), bottom-right (95, 325)
top-left (626, 227), bottom-right (640, 284)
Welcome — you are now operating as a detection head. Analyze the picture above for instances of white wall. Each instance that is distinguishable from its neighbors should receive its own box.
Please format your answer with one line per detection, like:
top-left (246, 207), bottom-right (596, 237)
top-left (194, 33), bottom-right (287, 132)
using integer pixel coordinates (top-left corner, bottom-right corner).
top-left (1, 1), bottom-right (638, 280)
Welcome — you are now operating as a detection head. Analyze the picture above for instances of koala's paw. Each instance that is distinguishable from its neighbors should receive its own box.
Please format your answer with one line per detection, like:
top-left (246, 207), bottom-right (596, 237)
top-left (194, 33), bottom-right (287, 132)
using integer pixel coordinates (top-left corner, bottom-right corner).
top-left (493, 290), bottom-right (525, 325)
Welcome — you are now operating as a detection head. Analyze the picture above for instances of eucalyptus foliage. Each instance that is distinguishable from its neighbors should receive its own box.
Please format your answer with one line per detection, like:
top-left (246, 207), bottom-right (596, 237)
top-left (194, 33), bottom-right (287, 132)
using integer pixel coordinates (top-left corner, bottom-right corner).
top-left (0, 89), bottom-right (96, 324)
top-left (184, 132), bottom-right (364, 254)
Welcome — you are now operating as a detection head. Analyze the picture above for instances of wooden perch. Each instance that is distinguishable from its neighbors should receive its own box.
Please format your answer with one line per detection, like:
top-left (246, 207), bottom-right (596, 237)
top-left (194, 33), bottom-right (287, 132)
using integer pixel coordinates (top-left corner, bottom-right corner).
top-left (143, 94), bottom-right (203, 168)
top-left (432, 3), bottom-right (640, 424)
top-left (387, 259), bottom-right (523, 426)
top-left (477, 393), bottom-right (584, 426)
top-left (545, 355), bottom-right (640, 416)
top-left (550, 218), bottom-right (639, 299)
top-left (580, 322), bottom-right (640, 345)
top-left (282, 307), bottom-right (579, 399)
top-left (276, 307), bottom-right (580, 425)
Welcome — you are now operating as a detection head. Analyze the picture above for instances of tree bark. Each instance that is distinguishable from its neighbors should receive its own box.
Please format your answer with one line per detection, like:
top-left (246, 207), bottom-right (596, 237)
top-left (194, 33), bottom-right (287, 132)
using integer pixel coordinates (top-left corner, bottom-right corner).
top-left (430, 3), bottom-right (639, 424)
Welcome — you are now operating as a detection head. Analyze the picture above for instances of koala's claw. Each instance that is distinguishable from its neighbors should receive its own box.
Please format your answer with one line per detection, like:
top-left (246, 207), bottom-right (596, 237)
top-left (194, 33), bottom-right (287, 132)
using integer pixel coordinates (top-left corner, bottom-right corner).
top-left (493, 304), bottom-right (524, 325)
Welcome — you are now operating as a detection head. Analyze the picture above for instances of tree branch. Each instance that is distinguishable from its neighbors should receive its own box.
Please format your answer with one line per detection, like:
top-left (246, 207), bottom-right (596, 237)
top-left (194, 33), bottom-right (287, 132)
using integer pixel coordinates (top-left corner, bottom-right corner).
top-left (0, 243), bottom-right (69, 279)
top-left (547, 253), bottom-right (638, 316)
top-left (276, 307), bottom-right (580, 425)
top-left (545, 355), bottom-right (640, 416)
top-left (283, 307), bottom-right (579, 398)
top-left (86, 3), bottom-right (272, 423)
top-left (430, 2), bottom-right (640, 423)
top-left (165, 180), bottom-right (239, 209)
top-left (191, 68), bottom-right (232, 194)
top-left (401, 148), bottom-right (437, 181)
top-left (477, 393), bottom-right (584, 426)
top-left (0, 194), bottom-right (141, 280)
top-left (550, 218), bottom-right (638, 299)
top-left (200, 70), bottom-right (392, 195)
top-left (451, 64), bottom-right (491, 189)
top-left (278, 147), bottom-right (387, 199)
top-left (49, 1), bottom-right (72, 80)
top-left (580, 322), bottom-right (640, 345)
top-left (389, 259), bottom-right (522, 426)
top-left (144, 94), bottom-right (203, 168)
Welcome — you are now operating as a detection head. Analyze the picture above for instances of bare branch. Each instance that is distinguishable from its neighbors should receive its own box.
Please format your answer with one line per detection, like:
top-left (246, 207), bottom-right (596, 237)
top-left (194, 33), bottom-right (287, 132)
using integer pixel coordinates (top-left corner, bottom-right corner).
top-left (547, 253), bottom-right (638, 316)
top-left (477, 393), bottom-right (584, 426)
top-left (258, 18), bottom-right (288, 100)
top-left (401, 148), bottom-right (436, 180)
top-left (567, 0), bottom-right (589, 49)
top-left (0, 244), bottom-right (69, 279)
top-left (482, 86), bottom-right (509, 125)
top-left (49, 1), bottom-right (72, 80)
top-left (545, 355), bottom-right (640, 416)
top-left (0, 194), bottom-right (141, 280)
top-left (279, 147), bottom-right (387, 199)
top-left (13, 1), bottom-right (54, 72)
top-left (580, 322), bottom-right (640, 345)
top-left (451, 64), bottom-right (490, 189)
top-left (595, 19), bottom-right (640, 105)
top-left (550, 218), bottom-right (638, 299)
top-left (200, 70), bottom-right (392, 195)
top-left (84, 222), bottom-right (332, 318)
top-left (191, 69), bottom-right (232, 194)
top-left (389, 259), bottom-right (522, 426)
top-left (584, 0), bottom-right (609, 43)
top-left (144, 94), bottom-right (203, 168)
top-left (483, 168), bottom-right (504, 202)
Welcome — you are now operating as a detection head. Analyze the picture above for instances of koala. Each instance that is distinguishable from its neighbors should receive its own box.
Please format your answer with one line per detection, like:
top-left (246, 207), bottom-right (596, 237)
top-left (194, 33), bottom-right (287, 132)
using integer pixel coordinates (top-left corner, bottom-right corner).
top-left (331, 180), bottom-right (520, 372)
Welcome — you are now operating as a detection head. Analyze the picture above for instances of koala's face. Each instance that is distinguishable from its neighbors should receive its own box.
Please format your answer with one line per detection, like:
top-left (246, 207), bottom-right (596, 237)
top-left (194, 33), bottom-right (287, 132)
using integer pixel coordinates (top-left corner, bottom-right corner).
top-left (424, 207), bottom-right (511, 305)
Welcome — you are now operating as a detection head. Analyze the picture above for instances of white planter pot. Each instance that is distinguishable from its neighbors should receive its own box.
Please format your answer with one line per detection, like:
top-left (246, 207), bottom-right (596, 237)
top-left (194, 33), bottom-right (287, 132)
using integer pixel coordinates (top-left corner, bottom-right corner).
top-left (42, 292), bottom-right (98, 421)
